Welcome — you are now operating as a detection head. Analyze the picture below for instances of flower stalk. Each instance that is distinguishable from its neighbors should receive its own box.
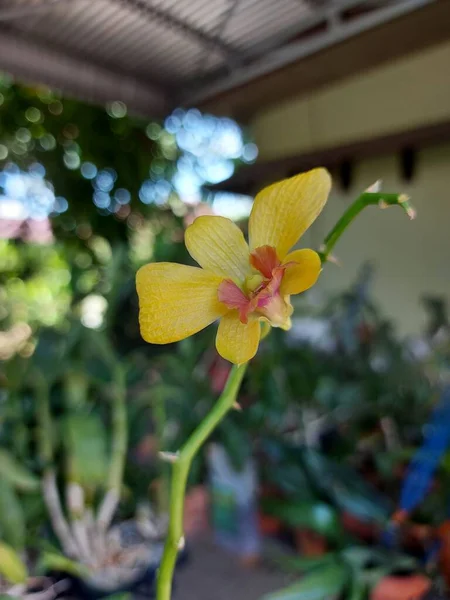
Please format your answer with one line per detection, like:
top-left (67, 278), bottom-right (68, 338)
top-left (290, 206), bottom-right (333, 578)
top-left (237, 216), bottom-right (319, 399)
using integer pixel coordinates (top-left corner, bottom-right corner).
top-left (318, 191), bottom-right (415, 264)
top-left (156, 363), bottom-right (247, 600)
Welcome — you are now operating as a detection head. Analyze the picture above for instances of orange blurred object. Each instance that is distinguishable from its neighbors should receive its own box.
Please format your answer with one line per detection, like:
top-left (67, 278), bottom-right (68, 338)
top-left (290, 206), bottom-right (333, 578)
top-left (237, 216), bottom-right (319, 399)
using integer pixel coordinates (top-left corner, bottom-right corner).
top-left (370, 574), bottom-right (431, 600)
top-left (295, 529), bottom-right (328, 557)
top-left (438, 520), bottom-right (450, 588)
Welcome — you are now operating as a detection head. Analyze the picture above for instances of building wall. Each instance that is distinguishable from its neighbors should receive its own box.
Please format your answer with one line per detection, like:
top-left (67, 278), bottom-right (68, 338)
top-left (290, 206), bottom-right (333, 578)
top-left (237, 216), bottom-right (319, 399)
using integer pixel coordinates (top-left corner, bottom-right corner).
top-left (250, 41), bottom-right (450, 335)
top-left (298, 144), bottom-right (450, 336)
top-left (252, 40), bottom-right (450, 161)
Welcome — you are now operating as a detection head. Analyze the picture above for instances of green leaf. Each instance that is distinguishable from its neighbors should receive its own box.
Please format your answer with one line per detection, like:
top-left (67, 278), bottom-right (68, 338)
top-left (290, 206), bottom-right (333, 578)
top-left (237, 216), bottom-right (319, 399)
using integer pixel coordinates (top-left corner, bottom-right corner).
top-left (0, 480), bottom-right (25, 550)
top-left (0, 542), bottom-right (27, 584)
top-left (271, 551), bottom-right (339, 574)
top-left (38, 551), bottom-right (90, 578)
top-left (299, 449), bottom-right (391, 525)
top-left (261, 499), bottom-right (342, 542)
top-left (261, 562), bottom-right (349, 600)
top-left (218, 420), bottom-right (251, 472)
top-left (0, 449), bottom-right (39, 492)
top-left (347, 574), bottom-right (367, 600)
top-left (341, 547), bottom-right (386, 570)
top-left (63, 413), bottom-right (108, 488)
top-left (32, 329), bottom-right (70, 382)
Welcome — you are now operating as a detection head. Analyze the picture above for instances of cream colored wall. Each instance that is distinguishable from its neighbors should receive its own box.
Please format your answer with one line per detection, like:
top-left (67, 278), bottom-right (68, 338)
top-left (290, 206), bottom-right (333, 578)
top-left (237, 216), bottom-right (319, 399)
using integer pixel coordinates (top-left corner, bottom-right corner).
top-left (251, 39), bottom-right (450, 335)
top-left (252, 40), bottom-right (450, 161)
top-left (298, 144), bottom-right (450, 336)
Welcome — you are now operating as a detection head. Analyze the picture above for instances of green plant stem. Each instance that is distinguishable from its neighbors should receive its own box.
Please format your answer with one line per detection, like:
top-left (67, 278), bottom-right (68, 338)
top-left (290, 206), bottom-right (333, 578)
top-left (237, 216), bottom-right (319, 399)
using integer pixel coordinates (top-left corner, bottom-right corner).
top-left (156, 363), bottom-right (247, 600)
top-left (318, 192), bottom-right (415, 264)
top-left (108, 365), bottom-right (128, 499)
top-left (34, 374), bottom-right (53, 464)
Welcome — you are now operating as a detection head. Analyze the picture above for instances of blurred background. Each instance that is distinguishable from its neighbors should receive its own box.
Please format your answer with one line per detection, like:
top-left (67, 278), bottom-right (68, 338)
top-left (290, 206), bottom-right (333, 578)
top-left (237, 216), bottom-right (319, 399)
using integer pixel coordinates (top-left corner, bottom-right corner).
top-left (0, 1), bottom-right (450, 599)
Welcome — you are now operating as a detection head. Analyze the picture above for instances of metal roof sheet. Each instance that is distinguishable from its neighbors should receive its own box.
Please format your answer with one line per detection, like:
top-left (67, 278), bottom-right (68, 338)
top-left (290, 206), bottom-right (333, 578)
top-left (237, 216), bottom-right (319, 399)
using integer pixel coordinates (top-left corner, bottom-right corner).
top-left (0, 0), bottom-right (437, 116)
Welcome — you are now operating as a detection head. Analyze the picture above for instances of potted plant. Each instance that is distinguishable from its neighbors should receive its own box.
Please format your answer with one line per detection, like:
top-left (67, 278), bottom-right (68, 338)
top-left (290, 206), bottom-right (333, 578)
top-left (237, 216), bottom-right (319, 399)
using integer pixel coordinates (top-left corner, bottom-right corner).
top-left (264, 544), bottom-right (429, 600)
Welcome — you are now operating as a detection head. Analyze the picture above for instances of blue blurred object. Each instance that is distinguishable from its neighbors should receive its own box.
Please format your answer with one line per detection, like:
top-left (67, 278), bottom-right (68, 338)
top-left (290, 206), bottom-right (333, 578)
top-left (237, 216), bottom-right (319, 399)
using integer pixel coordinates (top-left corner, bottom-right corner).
top-left (399, 387), bottom-right (450, 514)
top-left (379, 521), bottom-right (402, 550)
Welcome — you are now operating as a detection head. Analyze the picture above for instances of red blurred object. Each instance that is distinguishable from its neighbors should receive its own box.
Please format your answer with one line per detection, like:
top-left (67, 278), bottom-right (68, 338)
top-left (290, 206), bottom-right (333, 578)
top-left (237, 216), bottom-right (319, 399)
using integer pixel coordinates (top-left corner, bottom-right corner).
top-left (184, 485), bottom-right (210, 538)
top-left (358, 321), bottom-right (374, 345)
top-left (258, 513), bottom-right (281, 536)
top-left (295, 529), bottom-right (328, 557)
top-left (438, 521), bottom-right (450, 588)
top-left (208, 354), bottom-right (232, 394)
top-left (341, 512), bottom-right (379, 542)
top-left (370, 574), bottom-right (431, 600)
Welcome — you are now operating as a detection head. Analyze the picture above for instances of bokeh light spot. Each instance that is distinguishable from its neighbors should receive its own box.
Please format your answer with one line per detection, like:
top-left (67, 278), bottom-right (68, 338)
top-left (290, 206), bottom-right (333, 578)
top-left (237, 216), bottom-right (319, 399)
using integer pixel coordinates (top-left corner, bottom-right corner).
top-left (25, 107), bottom-right (42, 123)
top-left (107, 101), bottom-right (127, 118)
top-left (81, 162), bottom-right (97, 180)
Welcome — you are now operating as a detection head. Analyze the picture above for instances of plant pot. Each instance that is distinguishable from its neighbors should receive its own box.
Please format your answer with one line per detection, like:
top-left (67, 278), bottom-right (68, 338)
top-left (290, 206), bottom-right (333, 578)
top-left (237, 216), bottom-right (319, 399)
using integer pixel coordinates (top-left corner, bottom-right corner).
top-left (184, 485), bottom-right (210, 537)
top-left (295, 528), bottom-right (328, 557)
top-left (370, 573), bottom-right (431, 600)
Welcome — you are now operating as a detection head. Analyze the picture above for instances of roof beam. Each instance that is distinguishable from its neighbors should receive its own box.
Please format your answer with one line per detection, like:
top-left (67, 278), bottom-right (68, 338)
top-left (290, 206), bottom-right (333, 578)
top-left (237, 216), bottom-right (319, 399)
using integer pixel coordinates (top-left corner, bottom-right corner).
top-left (183, 0), bottom-right (436, 106)
top-left (0, 29), bottom-right (168, 117)
top-left (0, 0), bottom-right (71, 21)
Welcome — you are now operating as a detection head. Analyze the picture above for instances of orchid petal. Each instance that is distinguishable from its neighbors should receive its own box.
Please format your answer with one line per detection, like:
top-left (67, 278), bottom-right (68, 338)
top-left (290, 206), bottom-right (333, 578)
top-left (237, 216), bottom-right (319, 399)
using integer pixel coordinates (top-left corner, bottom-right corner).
top-left (185, 215), bottom-right (251, 282)
top-left (136, 263), bottom-right (227, 344)
top-left (249, 168), bottom-right (331, 260)
top-left (216, 312), bottom-right (261, 364)
top-left (281, 249), bottom-right (322, 295)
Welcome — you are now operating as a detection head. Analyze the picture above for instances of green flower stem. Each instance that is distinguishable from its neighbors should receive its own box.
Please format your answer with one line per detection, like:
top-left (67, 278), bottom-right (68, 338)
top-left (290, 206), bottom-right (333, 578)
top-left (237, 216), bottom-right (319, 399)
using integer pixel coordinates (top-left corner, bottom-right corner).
top-left (318, 191), bottom-right (415, 264)
top-left (156, 363), bottom-right (248, 600)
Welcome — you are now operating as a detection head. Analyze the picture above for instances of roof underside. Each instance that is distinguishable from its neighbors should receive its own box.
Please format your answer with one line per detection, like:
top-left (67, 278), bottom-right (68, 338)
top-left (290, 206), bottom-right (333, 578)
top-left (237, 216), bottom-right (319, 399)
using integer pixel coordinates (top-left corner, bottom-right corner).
top-left (0, 0), bottom-right (438, 117)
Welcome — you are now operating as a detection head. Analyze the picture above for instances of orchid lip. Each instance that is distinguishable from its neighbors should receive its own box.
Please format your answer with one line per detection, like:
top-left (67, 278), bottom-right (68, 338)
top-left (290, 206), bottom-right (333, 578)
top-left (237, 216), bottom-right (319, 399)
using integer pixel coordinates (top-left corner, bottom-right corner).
top-left (217, 244), bottom-right (293, 328)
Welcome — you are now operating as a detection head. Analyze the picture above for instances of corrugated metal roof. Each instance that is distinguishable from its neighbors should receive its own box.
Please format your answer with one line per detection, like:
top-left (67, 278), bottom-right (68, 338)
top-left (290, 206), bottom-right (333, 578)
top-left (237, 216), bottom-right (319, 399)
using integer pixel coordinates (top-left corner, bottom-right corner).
top-left (0, 0), bottom-right (437, 116)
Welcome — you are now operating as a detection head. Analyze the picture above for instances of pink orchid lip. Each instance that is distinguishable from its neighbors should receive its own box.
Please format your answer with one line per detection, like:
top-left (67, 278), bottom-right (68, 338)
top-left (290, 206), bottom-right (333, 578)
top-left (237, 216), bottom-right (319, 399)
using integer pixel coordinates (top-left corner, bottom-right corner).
top-left (217, 245), bottom-right (291, 326)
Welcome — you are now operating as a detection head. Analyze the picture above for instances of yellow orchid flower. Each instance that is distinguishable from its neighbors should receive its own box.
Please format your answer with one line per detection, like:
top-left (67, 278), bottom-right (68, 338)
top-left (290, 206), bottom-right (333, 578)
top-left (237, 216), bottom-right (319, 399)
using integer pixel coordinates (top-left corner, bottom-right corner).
top-left (136, 167), bottom-right (331, 364)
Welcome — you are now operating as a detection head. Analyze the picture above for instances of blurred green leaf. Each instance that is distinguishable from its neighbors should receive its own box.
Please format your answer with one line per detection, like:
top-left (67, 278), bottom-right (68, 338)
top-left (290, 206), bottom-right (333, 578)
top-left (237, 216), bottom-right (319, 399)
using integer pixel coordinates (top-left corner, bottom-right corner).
top-left (261, 562), bottom-right (349, 600)
top-left (299, 449), bottom-right (392, 525)
top-left (271, 551), bottom-right (339, 574)
top-left (347, 574), bottom-right (367, 600)
top-left (32, 328), bottom-right (70, 381)
top-left (0, 449), bottom-right (39, 492)
top-left (261, 499), bottom-right (342, 542)
top-left (0, 541), bottom-right (27, 584)
top-left (63, 413), bottom-right (108, 488)
top-left (217, 420), bottom-right (251, 472)
top-left (0, 480), bottom-right (25, 550)
top-left (38, 551), bottom-right (90, 577)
